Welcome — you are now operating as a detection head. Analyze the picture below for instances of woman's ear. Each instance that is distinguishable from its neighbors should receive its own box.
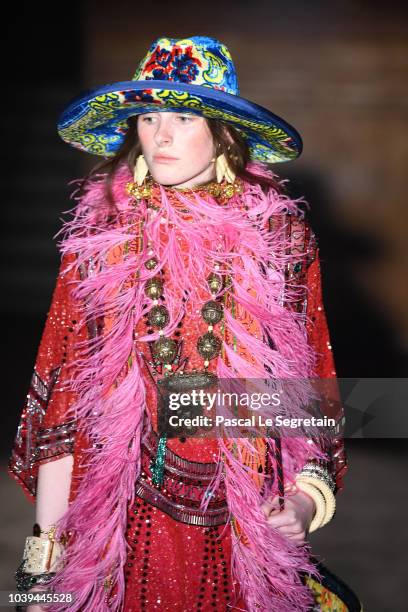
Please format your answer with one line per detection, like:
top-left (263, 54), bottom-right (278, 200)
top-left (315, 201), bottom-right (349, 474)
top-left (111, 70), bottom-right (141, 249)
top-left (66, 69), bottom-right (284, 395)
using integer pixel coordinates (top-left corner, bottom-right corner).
top-left (222, 125), bottom-right (235, 146)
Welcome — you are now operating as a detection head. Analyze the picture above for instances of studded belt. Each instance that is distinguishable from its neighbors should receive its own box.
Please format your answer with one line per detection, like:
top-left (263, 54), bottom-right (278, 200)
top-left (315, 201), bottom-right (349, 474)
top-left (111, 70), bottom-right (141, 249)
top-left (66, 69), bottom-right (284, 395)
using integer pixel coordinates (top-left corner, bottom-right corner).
top-left (135, 427), bottom-right (229, 526)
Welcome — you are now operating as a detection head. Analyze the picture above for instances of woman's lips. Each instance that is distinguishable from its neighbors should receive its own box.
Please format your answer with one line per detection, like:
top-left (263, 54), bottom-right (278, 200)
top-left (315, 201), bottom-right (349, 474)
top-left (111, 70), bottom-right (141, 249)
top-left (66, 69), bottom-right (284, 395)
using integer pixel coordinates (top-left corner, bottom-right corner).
top-left (153, 155), bottom-right (179, 163)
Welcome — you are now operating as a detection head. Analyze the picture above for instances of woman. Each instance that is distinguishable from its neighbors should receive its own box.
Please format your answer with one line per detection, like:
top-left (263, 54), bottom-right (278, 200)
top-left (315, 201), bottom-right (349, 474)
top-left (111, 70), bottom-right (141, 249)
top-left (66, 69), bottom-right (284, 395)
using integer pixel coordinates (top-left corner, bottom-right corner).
top-left (10, 36), bottom-right (356, 611)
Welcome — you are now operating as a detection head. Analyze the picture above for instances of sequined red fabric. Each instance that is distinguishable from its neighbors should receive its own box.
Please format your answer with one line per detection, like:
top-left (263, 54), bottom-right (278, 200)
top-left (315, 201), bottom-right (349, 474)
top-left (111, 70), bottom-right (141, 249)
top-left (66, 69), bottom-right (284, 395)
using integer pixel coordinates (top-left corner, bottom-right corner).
top-left (9, 213), bottom-right (347, 611)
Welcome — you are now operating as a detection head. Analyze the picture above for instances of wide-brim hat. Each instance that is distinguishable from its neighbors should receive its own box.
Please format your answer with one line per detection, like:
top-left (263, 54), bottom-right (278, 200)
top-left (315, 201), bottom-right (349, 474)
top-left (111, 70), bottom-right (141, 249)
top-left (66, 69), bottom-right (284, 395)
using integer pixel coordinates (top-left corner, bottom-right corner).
top-left (57, 36), bottom-right (303, 163)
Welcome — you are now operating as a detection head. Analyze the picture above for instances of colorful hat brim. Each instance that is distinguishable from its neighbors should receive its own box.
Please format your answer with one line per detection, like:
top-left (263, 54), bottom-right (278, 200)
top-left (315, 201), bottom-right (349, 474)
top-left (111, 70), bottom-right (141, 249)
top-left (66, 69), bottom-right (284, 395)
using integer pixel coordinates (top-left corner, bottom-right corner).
top-left (57, 79), bottom-right (303, 163)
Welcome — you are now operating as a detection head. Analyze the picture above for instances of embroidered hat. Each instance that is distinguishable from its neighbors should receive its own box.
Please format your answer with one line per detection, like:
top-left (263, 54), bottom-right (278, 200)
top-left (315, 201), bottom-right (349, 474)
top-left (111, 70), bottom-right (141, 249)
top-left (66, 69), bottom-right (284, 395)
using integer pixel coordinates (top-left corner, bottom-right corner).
top-left (57, 36), bottom-right (302, 163)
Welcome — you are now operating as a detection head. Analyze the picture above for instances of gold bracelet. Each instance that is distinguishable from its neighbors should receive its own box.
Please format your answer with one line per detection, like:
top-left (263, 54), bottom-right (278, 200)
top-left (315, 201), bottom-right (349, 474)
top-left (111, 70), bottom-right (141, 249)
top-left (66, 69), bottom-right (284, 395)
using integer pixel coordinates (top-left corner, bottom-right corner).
top-left (22, 526), bottom-right (63, 574)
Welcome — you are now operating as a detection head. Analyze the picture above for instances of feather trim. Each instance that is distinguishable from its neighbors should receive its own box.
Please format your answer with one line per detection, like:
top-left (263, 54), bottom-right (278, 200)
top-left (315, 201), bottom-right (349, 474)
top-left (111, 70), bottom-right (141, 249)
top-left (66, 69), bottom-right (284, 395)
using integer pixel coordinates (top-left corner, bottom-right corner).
top-left (46, 161), bottom-right (330, 611)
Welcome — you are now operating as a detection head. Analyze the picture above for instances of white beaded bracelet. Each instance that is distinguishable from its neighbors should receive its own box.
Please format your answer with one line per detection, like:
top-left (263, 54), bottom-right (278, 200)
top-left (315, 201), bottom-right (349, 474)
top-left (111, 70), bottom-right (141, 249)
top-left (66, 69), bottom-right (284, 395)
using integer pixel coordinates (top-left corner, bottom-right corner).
top-left (295, 474), bottom-right (336, 532)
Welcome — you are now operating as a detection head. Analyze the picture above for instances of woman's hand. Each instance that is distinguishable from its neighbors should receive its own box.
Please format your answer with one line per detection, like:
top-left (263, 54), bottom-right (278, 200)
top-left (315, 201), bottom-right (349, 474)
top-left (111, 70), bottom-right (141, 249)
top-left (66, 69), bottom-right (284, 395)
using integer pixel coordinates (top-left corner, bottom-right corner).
top-left (261, 488), bottom-right (316, 545)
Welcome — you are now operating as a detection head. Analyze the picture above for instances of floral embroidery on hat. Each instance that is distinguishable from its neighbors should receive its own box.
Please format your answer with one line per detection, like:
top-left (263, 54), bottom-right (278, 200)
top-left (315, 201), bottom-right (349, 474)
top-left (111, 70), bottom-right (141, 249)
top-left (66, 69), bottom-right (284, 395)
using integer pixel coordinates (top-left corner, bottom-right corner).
top-left (143, 45), bottom-right (203, 83)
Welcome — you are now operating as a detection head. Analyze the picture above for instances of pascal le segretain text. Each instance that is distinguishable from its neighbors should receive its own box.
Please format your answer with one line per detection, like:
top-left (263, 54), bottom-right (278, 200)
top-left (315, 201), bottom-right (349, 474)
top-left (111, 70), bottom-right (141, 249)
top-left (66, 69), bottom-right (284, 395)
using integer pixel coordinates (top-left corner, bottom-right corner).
top-left (167, 414), bottom-right (336, 429)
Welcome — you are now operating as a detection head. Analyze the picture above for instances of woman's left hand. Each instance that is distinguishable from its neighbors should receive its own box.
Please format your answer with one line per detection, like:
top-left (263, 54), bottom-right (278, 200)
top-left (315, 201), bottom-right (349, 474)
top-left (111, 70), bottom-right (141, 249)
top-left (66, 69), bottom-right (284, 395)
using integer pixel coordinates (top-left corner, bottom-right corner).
top-left (260, 488), bottom-right (316, 545)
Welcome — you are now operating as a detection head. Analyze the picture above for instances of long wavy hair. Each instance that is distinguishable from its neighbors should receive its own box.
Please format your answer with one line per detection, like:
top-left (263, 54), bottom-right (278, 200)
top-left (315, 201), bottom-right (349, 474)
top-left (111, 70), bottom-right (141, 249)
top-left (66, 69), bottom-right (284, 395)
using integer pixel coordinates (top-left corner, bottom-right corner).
top-left (77, 115), bottom-right (286, 213)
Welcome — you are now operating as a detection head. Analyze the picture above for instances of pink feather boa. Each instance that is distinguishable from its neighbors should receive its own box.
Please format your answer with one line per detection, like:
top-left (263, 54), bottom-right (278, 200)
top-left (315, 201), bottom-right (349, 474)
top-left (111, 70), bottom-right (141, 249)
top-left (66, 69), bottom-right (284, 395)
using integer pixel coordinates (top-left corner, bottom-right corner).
top-left (46, 161), bottom-right (330, 611)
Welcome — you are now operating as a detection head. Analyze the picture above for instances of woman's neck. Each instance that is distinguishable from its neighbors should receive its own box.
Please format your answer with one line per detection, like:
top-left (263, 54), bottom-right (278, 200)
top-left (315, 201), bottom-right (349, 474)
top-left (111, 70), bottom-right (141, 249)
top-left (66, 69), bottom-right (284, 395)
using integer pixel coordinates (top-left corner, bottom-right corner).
top-left (159, 164), bottom-right (217, 190)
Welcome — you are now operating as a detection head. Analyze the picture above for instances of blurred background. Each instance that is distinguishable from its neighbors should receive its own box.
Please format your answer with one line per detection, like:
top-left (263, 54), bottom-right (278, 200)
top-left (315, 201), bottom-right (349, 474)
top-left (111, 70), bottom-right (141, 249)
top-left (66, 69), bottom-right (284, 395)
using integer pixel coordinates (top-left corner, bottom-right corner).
top-left (2, 1), bottom-right (407, 610)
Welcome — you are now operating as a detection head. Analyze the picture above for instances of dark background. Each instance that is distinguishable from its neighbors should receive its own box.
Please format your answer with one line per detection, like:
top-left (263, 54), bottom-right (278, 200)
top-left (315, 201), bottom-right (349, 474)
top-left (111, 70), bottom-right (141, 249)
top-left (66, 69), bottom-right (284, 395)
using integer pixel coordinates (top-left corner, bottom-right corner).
top-left (2, 2), bottom-right (408, 610)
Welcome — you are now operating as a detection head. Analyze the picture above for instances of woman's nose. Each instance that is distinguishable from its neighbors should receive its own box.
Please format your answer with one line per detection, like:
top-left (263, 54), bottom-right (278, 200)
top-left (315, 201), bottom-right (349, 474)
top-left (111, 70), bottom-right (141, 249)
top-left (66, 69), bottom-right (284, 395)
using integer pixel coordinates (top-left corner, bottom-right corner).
top-left (154, 123), bottom-right (173, 146)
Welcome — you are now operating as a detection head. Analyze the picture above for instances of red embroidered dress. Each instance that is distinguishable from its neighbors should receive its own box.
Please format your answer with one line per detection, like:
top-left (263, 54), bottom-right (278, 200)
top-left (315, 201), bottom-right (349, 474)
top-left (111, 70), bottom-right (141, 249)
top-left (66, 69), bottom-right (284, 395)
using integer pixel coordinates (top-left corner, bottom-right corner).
top-left (9, 176), bottom-right (347, 612)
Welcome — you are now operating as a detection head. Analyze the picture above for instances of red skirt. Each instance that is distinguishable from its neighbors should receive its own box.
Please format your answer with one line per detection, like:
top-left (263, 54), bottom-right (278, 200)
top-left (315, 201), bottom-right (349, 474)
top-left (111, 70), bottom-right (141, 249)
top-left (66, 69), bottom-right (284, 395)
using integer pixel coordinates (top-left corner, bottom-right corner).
top-left (123, 498), bottom-right (245, 611)
top-left (121, 415), bottom-right (246, 612)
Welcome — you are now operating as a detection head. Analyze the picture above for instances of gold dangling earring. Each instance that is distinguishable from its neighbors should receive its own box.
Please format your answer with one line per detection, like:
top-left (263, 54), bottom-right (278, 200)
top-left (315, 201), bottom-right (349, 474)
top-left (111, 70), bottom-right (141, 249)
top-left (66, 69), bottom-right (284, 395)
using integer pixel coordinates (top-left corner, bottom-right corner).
top-left (215, 153), bottom-right (236, 184)
top-left (134, 154), bottom-right (149, 186)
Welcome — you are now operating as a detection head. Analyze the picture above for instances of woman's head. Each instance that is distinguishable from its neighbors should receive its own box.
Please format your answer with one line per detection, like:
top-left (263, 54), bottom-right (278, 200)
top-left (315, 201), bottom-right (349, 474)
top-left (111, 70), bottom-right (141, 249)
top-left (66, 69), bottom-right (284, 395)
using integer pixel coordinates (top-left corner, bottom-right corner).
top-left (59, 37), bottom-right (303, 201)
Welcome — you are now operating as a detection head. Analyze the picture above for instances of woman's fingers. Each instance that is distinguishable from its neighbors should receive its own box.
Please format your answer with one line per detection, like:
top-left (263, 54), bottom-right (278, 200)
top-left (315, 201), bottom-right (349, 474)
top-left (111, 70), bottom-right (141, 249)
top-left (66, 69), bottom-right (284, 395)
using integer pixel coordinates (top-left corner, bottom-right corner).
top-left (266, 506), bottom-right (297, 528)
top-left (260, 494), bottom-right (280, 517)
top-left (261, 495), bottom-right (308, 545)
top-left (269, 523), bottom-right (307, 542)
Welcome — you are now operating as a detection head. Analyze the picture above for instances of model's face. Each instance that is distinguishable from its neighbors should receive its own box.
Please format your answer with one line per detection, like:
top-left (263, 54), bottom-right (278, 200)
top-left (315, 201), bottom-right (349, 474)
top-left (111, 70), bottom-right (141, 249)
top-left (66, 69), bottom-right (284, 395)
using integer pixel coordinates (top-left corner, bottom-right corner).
top-left (136, 111), bottom-right (217, 188)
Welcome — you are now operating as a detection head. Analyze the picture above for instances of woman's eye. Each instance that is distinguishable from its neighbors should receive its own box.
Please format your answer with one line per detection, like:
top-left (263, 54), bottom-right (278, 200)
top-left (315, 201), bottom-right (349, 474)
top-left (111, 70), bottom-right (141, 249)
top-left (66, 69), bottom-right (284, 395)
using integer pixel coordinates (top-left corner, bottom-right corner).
top-left (178, 115), bottom-right (194, 122)
top-left (141, 116), bottom-right (155, 123)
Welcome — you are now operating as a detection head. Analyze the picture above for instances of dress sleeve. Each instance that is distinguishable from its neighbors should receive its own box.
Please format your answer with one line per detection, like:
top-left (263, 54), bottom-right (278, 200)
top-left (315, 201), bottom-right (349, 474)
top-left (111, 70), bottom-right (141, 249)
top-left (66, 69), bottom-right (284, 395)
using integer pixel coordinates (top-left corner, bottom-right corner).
top-left (304, 231), bottom-right (348, 493)
top-left (268, 212), bottom-right (348, 493)
top-left (8, 252), bottom-right (87, 503)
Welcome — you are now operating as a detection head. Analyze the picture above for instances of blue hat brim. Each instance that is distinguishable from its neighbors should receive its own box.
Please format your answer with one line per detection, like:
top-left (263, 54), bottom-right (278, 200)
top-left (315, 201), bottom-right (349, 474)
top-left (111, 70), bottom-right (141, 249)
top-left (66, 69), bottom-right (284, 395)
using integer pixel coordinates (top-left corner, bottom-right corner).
top-left (57, 79), bottom-right (302, 163)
